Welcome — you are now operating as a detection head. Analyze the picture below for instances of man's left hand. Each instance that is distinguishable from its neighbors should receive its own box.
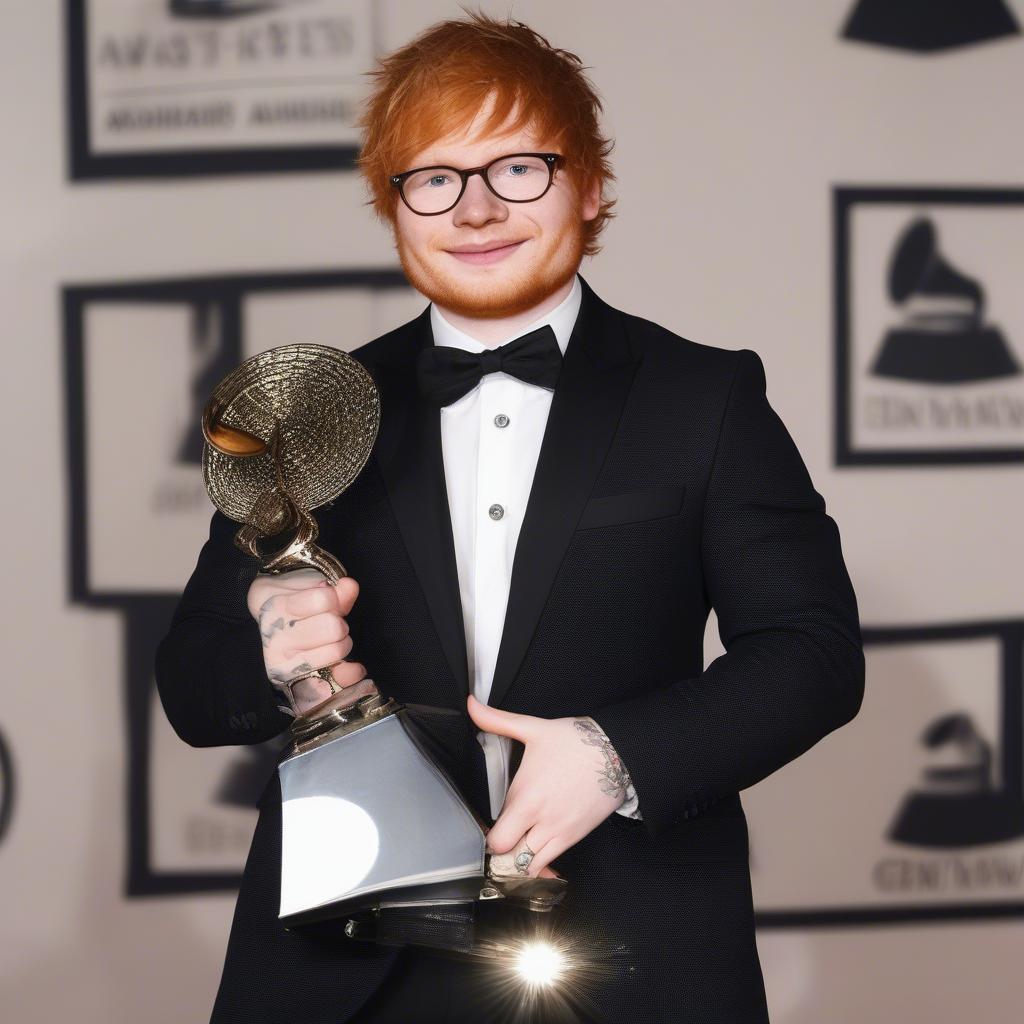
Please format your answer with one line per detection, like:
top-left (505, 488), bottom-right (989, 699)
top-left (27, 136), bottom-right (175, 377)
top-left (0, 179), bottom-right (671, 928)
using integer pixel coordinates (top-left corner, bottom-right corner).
top-left (466, 692), bottom-right (629, 878)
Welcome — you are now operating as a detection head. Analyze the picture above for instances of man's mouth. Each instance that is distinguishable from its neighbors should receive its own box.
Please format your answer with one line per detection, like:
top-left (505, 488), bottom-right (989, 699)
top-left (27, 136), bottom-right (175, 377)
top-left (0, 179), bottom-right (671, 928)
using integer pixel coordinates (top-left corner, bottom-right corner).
top-left (446, 240), bottom-right (527, 265)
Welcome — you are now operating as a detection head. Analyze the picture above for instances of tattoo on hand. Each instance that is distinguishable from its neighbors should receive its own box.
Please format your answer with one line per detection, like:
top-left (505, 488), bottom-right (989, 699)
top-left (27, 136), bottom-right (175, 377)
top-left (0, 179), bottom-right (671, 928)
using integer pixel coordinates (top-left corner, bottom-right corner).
top-left (257, 597), bottom-right (298, 649)
top-left (260, 616), bottom-right (286, 647)
top-left (574, 717), bottom-right (634, 802)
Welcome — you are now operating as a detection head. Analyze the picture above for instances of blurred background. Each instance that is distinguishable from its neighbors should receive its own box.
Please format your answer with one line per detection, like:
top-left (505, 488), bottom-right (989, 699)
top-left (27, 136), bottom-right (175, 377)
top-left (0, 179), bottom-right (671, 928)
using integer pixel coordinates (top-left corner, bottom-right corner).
top-left (2, 1), bottom-right (1023, 1020)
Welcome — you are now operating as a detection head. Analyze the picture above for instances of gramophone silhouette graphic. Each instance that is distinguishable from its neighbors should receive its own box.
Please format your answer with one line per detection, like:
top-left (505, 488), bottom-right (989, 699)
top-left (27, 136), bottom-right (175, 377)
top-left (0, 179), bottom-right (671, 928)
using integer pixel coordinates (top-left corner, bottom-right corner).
top-left (175, 300), bottom-right (238, 466)
top-left (0, 725), bottom-right (13, 845)
top-left (870, 217), bottom-right (1020, 384)
top-left (888, 711), bottom-right (1024, 848)
top-left (841, 0), bottom-right (1020, 53)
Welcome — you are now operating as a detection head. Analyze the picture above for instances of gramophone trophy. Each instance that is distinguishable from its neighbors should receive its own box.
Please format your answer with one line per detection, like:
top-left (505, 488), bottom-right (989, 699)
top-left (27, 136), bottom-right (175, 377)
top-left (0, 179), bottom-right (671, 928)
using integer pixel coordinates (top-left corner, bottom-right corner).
top-left (200, 343), bottom-right (567, 957)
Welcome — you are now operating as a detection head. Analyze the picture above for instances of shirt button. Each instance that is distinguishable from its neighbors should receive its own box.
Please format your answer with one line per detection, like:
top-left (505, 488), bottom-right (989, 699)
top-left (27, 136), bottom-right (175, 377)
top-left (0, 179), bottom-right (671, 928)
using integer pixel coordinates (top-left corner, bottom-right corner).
top-left (494, 413), bottom-right (510, 428)
top-left (488, 503), bottom-right (505, 521)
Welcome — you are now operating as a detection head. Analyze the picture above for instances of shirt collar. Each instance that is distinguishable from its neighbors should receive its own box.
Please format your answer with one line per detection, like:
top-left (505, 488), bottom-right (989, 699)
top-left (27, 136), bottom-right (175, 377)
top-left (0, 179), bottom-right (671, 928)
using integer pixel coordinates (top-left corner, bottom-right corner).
top-left (429, 273), bottom-right (581, 357)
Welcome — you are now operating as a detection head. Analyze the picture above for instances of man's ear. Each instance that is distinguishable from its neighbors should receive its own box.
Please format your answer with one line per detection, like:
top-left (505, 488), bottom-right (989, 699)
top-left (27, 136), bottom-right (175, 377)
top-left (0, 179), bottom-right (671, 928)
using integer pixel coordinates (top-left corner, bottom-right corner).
top-left (580, 174), bottom-right (601, 222)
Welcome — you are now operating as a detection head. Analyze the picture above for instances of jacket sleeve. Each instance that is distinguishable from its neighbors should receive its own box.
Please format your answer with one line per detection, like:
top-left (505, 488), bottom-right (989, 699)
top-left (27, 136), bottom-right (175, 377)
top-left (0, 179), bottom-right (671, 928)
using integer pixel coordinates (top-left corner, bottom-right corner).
top-left (588, 348), bottom-right (865, 841)
top-left (154, 507), bottom-right (291, 748)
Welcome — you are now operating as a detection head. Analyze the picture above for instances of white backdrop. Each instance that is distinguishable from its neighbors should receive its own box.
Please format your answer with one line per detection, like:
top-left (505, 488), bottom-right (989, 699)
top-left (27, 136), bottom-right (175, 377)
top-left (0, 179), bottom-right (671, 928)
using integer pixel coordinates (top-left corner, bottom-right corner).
top-left (2, 2), bottom-right (1022, 1020)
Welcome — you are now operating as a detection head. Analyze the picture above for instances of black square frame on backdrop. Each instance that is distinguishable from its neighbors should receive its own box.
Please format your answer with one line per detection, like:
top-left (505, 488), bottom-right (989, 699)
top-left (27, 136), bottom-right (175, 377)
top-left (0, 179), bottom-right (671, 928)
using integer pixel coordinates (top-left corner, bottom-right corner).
top-left (833, 186), bottom-right (1024, 467)
top-left (65, 0), bottom-right (371, 181)
top-left (62, 267), bottom-right (410, 895)
top-left (758, 618), bottom-right (1024, 931)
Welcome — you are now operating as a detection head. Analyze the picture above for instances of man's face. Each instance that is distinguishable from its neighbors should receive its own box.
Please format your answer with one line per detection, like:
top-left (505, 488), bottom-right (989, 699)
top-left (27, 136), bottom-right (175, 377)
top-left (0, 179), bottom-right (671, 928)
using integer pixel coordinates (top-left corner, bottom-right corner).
top-left (391, 95), bottom-right (600, 319)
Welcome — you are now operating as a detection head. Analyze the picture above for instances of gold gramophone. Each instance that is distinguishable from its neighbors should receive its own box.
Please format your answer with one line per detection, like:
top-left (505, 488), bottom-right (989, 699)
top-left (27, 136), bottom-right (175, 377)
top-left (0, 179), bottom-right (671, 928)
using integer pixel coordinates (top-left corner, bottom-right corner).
top-left (200, 343), bottom-right (567, 956)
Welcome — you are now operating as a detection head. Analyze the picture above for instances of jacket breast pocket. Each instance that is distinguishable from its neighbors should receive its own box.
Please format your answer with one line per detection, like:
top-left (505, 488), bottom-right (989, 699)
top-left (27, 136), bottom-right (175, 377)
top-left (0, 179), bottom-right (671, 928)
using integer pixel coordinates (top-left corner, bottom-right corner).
top-left (576, 484), bottom-right (686, 530)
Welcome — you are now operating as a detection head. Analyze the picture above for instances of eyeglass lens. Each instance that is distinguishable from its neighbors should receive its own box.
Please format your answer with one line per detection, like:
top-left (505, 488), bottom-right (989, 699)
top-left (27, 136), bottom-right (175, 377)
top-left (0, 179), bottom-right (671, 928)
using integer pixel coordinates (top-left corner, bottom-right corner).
top-left (401, 155), bottom-right (551, 214)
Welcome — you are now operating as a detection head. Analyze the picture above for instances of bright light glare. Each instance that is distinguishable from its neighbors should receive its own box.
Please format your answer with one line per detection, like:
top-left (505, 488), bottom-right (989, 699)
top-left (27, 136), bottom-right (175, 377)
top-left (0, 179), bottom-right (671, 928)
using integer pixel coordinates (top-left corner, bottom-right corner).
top-left (514, 941), bottom-right (565, 987)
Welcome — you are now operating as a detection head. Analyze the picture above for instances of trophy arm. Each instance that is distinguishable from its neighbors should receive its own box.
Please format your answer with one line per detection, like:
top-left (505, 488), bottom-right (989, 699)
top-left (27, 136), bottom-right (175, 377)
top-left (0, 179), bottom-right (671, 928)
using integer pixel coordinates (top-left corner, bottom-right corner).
top-left (257, 510), bottom-right (348, 583)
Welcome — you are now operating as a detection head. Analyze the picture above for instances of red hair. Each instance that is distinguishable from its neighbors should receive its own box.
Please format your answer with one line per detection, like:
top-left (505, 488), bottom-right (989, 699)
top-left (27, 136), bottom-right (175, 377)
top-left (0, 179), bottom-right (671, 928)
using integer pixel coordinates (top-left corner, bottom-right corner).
top-left (355, 7), bottom-right (617, 257)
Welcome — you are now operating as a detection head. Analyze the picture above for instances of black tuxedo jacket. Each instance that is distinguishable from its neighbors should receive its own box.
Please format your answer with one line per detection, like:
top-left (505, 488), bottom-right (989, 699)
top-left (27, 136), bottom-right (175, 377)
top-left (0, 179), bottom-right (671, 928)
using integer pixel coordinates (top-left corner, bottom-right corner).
top-left (155, 272), bottom-right (864, 1023)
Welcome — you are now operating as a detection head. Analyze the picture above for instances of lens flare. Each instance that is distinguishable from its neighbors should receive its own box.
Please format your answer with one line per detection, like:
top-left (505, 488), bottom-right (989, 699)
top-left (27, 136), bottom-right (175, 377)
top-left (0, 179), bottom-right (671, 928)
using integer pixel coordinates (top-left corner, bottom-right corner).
top-left (469, 915), bottom-right (630, 1022)
top-left (514, 940), bottom-right (566, 987)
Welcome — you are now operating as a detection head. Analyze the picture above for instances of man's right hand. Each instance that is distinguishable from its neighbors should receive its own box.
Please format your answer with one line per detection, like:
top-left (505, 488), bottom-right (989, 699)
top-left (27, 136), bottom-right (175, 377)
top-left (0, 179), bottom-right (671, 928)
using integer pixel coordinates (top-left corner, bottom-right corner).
top-left (246, 568), bottom-right (367, 716)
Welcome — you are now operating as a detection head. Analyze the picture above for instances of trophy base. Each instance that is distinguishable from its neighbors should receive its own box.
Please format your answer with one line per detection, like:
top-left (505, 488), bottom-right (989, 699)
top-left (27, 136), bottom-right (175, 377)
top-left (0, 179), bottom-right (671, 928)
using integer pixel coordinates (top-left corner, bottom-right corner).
top-left (280, 876), bottom-right (487, 932)
top-left (345, 901), bottom-right (479, 955)
top-left (341, 897), bottom-right (569, 959)
top-left (280, 871), bottom-right (568, 932)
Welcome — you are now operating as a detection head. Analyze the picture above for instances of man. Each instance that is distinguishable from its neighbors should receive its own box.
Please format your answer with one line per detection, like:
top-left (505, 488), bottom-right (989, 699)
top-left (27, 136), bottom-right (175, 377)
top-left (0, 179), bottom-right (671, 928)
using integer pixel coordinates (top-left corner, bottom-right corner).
top-left (155, 12), bottom-right (864, 1023)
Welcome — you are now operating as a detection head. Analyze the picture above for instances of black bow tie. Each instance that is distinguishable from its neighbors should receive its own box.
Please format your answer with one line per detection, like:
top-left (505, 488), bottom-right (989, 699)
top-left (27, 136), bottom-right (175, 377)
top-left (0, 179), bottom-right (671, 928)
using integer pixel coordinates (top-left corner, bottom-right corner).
top-left (416, 324), bottom-right (563, 407)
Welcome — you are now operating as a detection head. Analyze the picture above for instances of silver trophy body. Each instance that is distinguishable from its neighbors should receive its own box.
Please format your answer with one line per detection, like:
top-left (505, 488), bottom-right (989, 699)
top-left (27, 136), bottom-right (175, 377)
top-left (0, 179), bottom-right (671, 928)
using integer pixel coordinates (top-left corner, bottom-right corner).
top-left (200, 344), bottom-right (566, 957)
top-left (279, 708), bottom-right (488, 925)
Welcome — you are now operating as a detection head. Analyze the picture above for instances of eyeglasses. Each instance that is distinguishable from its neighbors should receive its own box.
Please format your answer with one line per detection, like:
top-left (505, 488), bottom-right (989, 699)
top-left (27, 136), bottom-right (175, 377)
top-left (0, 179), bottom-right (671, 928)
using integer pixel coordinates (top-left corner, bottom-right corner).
top-left (389, 152), bottom-right (563, 216)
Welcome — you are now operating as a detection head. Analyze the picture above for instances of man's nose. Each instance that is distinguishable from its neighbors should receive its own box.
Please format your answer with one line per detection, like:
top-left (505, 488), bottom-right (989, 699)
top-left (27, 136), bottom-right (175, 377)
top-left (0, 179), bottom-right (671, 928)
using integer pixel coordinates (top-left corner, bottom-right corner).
top-left (451, 173), bottom-right (508, 227)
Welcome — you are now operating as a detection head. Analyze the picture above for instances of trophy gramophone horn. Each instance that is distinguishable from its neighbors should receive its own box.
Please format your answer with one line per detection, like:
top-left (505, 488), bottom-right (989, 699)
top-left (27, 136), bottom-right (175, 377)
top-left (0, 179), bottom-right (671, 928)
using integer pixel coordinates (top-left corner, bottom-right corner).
top-left (201, 342), bottom-right (380, 571)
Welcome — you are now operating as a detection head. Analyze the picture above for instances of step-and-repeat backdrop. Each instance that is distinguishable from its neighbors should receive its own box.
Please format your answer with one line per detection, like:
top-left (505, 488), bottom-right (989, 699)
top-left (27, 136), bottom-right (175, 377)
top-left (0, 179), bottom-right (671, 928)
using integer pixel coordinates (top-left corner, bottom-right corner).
top-left (2, 2), bottom-right (1021, 1020)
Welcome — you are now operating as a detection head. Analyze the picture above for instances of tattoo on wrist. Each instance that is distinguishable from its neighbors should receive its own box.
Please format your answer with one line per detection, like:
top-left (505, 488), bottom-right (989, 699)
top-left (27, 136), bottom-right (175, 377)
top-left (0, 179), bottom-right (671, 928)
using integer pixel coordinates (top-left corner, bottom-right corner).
top-left (574, 717), bottom-right (634, 803)
top-left (267, 661), bottom-right (314, 687)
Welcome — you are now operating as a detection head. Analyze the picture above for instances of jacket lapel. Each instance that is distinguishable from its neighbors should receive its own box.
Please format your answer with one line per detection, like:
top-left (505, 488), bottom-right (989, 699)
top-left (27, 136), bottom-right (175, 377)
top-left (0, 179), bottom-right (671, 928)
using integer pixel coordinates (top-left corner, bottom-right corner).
top-left (488, 275), bottom-right (640, 710)
top-left (367, 274), bottom-right (641, 712)
top-left (369, 309), bottom-right (470, 699)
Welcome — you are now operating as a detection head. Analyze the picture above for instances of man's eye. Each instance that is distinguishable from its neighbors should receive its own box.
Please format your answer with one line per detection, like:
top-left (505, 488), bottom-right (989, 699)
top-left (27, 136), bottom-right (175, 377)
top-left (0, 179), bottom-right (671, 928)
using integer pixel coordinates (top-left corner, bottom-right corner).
top-left (426, 174), bottom-right (449, 187)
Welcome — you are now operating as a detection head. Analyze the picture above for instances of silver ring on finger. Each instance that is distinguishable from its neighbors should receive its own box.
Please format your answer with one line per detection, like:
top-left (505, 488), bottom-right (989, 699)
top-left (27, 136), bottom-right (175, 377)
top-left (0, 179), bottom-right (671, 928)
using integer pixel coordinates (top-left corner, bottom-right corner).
top-left (513, 840), bottom-right (536, 875)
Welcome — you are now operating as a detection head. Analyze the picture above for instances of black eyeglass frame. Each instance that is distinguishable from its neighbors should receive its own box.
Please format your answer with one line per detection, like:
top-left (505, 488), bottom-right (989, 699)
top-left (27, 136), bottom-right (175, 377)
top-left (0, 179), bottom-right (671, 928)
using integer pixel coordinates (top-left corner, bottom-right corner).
top-left (388, 152), bottom-right (564, 216)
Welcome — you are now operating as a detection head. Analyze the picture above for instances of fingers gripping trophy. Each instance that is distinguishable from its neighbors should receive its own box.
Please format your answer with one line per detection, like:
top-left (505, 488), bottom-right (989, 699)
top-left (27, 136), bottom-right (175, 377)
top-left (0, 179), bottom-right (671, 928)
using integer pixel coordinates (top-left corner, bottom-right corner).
top-left (201, 343), bottom-right (567, 958)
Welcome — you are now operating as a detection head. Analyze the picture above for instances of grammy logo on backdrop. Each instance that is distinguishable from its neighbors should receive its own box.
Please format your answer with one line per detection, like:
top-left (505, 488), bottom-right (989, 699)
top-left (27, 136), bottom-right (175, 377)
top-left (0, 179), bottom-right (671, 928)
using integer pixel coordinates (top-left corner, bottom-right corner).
top-left (751, 620), bottom-right (1024, 926)
top-left (871, 217), bottom-right (1018, 384)
top-left (888, 711), bottom-right (1024, 847)
top-left (841, 0), bottom-right (1020, 53)
top-left (175, 303), bottom-right (238, 466)
top-left (0, 726), bottom-right (14, 845)
top-left (833, 187), bottom-right (1024, 466)
top-left (864, 621), bottom-right (1024, 910)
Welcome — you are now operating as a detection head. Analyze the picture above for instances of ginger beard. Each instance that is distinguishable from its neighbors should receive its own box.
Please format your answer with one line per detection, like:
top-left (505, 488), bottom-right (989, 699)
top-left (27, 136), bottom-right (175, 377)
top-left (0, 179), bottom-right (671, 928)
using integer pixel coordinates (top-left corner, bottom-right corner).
top-left (392, 188), bottom-right (588, 320)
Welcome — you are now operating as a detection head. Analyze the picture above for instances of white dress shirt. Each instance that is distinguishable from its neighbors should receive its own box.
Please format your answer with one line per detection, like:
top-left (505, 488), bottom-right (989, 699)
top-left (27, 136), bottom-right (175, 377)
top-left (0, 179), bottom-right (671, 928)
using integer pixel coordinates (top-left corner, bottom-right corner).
top-left (430, 273), bottom-right (641, 821)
